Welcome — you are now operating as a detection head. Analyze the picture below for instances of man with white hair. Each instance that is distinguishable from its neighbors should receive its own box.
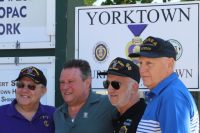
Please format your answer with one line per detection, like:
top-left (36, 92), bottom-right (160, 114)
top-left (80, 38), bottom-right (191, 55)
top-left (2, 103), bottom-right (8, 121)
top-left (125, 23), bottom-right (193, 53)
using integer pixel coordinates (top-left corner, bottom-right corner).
top-left (129, 36), bottom-right (199, 133)
top-left (99, 57), bottom-right (146, 133)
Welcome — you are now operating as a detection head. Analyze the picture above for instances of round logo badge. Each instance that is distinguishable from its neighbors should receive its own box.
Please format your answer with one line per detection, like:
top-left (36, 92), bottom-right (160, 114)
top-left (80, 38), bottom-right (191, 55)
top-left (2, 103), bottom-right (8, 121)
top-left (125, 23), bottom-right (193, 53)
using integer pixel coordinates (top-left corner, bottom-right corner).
top-left (93, 42), bottom-right (109, 63)
top-left (168, 39), bottom-right (183, 60)
top-left (125, 37), bottom-right (142, 65)
top-left (119, 126), bottom-right (128, 133)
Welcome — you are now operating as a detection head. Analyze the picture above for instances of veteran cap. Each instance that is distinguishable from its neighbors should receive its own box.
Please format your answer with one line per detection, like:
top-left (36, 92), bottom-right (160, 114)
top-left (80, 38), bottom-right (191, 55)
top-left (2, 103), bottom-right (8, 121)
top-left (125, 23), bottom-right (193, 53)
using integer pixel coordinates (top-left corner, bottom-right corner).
top-left (15, 66), bottom-right (47, 87)
top-left (98, 57), bottom-right (140, 83)
top-left (129, 36), bottom-right (177, 60)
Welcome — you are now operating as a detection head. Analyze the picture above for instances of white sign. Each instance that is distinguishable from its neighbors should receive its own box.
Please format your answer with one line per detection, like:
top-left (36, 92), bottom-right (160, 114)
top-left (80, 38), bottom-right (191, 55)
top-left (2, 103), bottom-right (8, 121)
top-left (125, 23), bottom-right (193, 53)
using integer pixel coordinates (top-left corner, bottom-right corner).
top-left (0, 0), bottom-right (55, 49)
top-left (75, 2), bottom-right (200, 91)
top-left (0, 56), bottom-right (55, 106)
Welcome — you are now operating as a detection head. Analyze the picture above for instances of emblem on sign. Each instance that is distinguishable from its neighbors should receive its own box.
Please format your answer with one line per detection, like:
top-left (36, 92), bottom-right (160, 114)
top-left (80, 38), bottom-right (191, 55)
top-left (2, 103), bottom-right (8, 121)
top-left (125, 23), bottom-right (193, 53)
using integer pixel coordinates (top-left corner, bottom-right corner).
top-left (125, 24), bottom-right (147, 65)
top-left (168, 39), bottom-right (183, 61)
top-left (93, 41), bottom-right (109, 63)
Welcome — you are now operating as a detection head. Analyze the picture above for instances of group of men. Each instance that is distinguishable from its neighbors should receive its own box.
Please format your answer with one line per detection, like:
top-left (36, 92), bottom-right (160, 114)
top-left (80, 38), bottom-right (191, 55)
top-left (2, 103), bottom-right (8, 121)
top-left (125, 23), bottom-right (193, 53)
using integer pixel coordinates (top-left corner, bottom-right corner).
top-left (0, 36), bottom-right (199, 133)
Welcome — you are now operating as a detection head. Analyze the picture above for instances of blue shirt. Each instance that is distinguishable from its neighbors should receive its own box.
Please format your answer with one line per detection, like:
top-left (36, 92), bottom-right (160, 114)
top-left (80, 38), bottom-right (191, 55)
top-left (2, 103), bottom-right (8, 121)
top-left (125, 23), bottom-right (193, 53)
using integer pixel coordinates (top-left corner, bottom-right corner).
top-left (137, 73), bottom-right (199, 133)
top-left (0, 99), bottom-right (56, 133)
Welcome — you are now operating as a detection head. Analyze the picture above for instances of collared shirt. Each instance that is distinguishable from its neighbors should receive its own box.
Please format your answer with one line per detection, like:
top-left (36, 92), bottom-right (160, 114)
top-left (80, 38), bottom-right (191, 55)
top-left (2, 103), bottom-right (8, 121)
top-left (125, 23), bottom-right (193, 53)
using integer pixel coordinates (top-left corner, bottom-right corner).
top-left (137, 73), bottom-right (199, 133)
top-left (54, 92), bottom-right (116, 133)
top-left (113, 98), bottom-right (146, 133)
top-left (0, 99), bottom-right (56, 133)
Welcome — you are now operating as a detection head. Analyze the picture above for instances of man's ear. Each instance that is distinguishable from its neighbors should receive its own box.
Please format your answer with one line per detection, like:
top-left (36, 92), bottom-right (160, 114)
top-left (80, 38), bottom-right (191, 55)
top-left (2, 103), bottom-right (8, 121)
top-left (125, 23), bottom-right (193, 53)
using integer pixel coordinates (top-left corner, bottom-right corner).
top-left (132, 81), bottom-right (139, 91)
top-left (85, 77), bottom-right (92, 90)
top-left (167, 58), bottom-right (175, 69)
top-left (41, 87), bottom-right (47, 97)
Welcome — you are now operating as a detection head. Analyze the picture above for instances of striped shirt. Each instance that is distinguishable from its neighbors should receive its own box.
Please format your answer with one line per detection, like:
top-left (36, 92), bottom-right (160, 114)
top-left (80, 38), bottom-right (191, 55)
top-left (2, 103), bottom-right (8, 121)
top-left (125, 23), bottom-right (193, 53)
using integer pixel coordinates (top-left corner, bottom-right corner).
top-left (137, 73), bottom-right (199, 133)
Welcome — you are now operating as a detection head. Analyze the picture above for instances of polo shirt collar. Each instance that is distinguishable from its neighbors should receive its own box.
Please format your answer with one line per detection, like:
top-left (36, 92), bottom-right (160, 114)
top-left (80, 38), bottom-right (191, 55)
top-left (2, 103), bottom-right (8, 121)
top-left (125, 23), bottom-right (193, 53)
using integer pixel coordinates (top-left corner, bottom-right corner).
top-left (6, 99), bottom-right (45, 120)
top-left (149, 72), bottom-right (177, 97)
top-left (87, 91), bottom-right (101, 104)
top-left (59, 91), bottom-right (101, 115)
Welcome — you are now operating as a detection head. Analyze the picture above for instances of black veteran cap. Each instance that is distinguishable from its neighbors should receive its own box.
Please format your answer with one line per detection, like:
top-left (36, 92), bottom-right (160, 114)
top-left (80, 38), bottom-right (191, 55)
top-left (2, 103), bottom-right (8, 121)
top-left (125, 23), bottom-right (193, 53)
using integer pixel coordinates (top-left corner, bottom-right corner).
top-left (15, 66), bottom-right (47, 87)
top-left (129, 36), bottom-right (177, 60)
top-left (98, 57), bottom-right (140, 83)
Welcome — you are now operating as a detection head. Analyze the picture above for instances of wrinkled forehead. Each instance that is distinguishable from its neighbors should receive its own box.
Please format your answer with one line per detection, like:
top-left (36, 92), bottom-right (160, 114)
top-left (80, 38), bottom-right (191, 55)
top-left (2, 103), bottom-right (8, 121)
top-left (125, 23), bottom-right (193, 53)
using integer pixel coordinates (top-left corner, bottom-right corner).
top-left (60, 68), bottom-right (83, 80)
top-left (107, 74), bottom-right (131, 82)
top-left (138, 56), bottom-right (169, 64)
top-left (61, 68), bottom-right (82, 76)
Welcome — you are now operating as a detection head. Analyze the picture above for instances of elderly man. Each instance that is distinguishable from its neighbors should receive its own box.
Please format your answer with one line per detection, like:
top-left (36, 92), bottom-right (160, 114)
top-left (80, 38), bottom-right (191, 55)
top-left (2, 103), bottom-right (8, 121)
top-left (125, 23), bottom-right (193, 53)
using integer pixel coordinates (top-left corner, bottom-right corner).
top-left (129, 36), bottom-right (199, 133)
top-left (0, 66), bottom-right (55, 133)
top-left (99, 57), bottom-right (146, 133)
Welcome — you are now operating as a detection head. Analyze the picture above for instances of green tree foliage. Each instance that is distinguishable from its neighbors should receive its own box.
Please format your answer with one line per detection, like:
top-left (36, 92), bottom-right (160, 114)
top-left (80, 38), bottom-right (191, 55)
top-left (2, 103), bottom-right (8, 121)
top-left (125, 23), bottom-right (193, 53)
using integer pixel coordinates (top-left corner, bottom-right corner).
top-left (102, 0), bottom-right (153, 5)
top-left (84, 0), bottom-right (96, 5)
top-left (84, 0), bottom-right (196, 6)
top-left (180, 0), bottom-right (196, 1)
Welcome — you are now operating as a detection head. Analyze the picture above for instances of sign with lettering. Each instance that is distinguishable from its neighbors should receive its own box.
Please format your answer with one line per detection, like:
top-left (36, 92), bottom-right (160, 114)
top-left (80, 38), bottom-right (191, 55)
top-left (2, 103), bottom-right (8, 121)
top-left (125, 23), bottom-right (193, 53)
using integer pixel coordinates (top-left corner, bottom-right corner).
top-left (0, 56), bottom-right (55, 106)
top-left (75, 2), bottom-right (200, 91)
top-left (0, 0), bottom-right (55, 49)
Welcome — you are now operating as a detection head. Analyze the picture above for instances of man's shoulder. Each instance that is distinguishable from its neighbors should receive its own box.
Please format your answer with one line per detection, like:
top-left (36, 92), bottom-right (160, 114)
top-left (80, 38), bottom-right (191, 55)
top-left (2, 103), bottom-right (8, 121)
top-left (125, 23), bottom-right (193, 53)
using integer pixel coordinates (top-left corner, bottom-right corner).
top-left (40, 104), bottom-right (56, 113)
top-left (90, 92), bottom-right (109, 102)
top-left (0, 104), bottom-right (10, 113)
top-left (0, 104), bottom-right (13, 118)
top-left (54, 103), bottom-right (66, 115)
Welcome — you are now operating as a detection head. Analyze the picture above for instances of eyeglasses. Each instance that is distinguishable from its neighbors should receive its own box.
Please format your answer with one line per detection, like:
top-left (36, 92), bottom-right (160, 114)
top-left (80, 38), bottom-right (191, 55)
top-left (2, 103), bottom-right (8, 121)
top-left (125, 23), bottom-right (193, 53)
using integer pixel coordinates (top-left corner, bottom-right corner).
top-left (103, 80), bottom-right (121, 90)
top-left (16, 81), bottom-right (36, 91)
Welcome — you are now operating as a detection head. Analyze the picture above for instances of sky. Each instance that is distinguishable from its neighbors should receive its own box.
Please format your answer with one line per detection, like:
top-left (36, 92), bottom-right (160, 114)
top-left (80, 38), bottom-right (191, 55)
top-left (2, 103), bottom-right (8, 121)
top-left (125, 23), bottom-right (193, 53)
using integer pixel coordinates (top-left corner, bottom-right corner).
top-left (93, 0), bottom-right (106, 5)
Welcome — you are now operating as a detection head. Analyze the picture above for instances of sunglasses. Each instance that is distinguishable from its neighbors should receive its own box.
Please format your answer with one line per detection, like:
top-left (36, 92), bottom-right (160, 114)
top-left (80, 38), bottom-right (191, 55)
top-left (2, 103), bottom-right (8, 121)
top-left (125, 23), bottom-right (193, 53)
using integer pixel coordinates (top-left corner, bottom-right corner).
top-left (103, 80), bottom-right (121, 90)
top-left (16, 81), bottom-right (37, 91)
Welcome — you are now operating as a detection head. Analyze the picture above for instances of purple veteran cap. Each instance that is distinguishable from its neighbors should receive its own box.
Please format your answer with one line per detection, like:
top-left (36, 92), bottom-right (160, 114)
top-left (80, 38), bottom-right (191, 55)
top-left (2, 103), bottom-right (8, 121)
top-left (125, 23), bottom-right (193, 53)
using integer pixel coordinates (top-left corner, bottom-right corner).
top-left (15, 66), bottom-right (47, 87)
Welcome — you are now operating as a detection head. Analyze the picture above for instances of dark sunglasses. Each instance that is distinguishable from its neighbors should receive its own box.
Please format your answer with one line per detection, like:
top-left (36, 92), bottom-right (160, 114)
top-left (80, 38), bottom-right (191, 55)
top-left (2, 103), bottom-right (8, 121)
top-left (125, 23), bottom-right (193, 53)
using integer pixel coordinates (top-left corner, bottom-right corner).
top-left (16, 81), bottom-right (36, 91)
top-left (103, 80), bottom-right (121, 90)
